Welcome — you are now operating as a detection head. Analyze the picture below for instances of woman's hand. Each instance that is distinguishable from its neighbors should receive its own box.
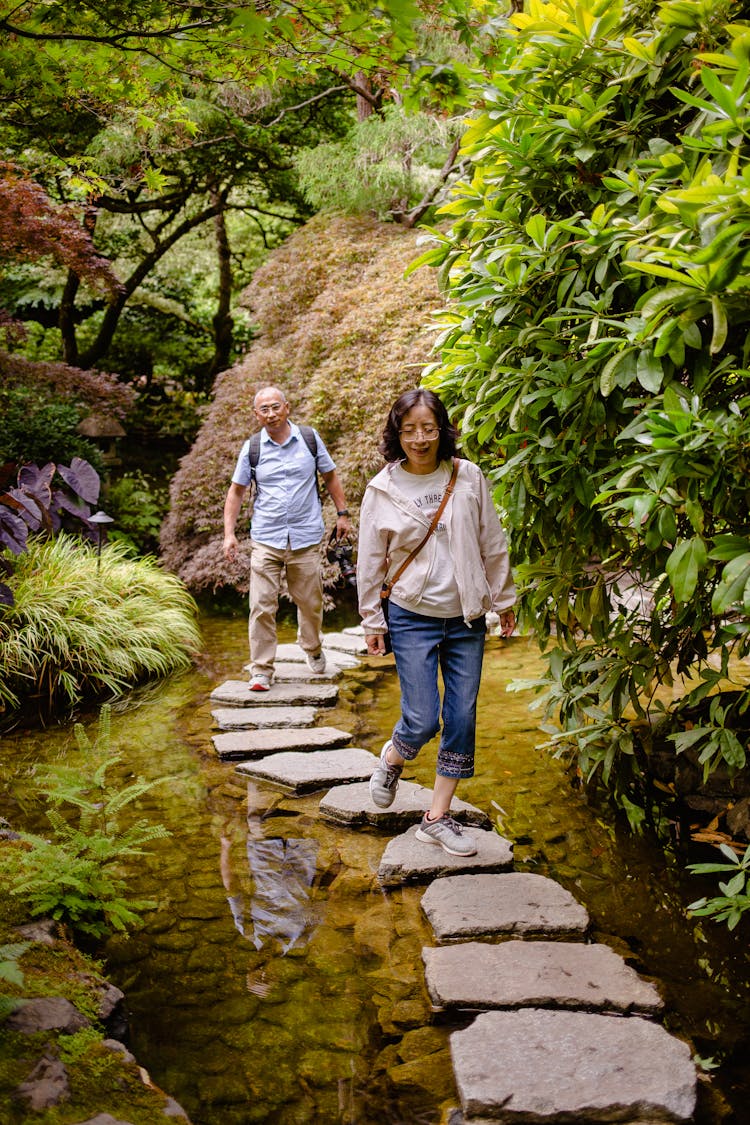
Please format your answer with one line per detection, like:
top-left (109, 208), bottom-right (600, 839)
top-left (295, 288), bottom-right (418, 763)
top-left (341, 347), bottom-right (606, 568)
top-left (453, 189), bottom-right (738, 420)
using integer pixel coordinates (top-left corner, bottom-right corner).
top-left (499, 610), bottom-right (516, 637)
top-left (365, 633), bottom-right (388, 656)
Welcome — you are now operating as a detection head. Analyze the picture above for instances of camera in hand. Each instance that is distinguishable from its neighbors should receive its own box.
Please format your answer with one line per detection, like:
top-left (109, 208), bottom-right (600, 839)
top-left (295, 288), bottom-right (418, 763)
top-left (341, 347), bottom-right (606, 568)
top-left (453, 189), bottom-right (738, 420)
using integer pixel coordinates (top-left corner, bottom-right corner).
top-left (327, 532), bottom-right (357, 588)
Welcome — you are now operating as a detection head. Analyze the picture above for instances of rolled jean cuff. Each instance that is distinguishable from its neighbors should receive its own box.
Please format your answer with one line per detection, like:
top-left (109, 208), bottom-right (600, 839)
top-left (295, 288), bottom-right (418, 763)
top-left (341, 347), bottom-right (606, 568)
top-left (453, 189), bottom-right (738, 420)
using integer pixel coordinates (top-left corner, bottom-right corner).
top-left (391, 731), bottom-right (421, 762)
top-left (436, 745), bottom-right (475, 780)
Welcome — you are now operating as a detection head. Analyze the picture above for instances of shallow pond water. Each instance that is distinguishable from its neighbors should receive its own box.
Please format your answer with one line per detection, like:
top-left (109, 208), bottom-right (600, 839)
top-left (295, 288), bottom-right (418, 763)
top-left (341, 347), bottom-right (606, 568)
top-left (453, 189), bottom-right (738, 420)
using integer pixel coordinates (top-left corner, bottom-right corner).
top-left (2, 607), bottom-right (750, 1124)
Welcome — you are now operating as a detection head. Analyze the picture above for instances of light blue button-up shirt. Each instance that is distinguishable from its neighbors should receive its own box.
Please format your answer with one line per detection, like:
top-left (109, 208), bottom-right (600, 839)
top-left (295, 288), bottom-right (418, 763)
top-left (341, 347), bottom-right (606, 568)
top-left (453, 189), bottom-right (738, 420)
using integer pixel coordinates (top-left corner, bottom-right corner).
top-left (232, 423), bottom-right (335, 549)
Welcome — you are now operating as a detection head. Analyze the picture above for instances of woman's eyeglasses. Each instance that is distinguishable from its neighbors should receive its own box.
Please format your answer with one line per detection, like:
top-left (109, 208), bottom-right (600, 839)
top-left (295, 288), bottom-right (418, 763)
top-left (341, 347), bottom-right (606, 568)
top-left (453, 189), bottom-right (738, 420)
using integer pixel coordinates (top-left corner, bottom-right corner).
top-left (399, 426), bottom-right (440, 442)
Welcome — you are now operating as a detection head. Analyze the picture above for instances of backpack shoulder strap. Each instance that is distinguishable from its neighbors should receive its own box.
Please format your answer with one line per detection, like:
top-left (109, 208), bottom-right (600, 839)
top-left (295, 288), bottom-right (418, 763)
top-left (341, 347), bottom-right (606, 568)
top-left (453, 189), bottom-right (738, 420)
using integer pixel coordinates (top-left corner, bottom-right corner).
top-left (247, 431), bottom-right (262, 483)
top-left (298, 424), bottom-right (319, 468)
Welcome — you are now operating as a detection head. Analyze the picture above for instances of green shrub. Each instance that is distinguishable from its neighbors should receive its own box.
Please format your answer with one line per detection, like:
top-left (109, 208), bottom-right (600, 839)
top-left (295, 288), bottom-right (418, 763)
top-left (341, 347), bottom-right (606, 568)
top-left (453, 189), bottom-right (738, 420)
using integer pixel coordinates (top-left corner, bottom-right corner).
top-left (417, 0), bottom-right (750, 829)
top-left (106, 471), bottom-right (169, 555)
top-left (0, 534), bottom-right (201, 714)
top-left (0, 385), bottom-right (102, 469)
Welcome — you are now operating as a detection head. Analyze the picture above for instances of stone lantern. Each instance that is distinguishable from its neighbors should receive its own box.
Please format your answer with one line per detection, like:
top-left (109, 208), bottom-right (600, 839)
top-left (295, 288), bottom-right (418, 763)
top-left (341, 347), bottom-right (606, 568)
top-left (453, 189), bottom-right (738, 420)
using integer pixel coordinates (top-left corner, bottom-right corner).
top-left (76, 413), bottom-right (126, 468)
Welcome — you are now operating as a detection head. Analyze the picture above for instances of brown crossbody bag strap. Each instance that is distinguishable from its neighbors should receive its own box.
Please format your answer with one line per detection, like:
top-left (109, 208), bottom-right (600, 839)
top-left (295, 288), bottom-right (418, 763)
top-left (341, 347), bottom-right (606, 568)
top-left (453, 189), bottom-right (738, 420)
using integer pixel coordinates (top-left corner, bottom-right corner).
top-left (380, 458), bottom-right (460, 600)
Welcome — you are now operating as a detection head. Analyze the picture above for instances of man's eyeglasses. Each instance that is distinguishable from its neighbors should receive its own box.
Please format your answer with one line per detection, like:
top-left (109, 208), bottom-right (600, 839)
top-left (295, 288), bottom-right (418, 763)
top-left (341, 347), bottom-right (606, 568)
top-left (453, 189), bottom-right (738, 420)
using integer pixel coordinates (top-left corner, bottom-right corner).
top-left (256, 402), bottom-right (286, 415)
top-left (399, 426), bottom-right (440, 441)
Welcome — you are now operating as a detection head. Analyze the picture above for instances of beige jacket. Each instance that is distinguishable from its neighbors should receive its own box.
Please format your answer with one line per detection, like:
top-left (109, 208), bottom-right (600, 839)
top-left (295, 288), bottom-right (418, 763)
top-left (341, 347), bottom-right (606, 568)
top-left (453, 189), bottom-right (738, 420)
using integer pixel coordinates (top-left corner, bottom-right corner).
top-left (357, 458), bottom-right (516, 634)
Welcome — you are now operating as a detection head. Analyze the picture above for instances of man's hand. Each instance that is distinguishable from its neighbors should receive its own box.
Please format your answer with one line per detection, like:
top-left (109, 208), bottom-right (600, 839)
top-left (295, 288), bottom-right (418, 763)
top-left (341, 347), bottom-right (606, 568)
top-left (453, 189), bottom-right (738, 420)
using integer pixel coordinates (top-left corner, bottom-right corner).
top-left (223, 533), bottom-right (239, 563)
top-left (365, 633), bottom-right (388, 656)
top-left (335, 514), bottom-right (352, 539)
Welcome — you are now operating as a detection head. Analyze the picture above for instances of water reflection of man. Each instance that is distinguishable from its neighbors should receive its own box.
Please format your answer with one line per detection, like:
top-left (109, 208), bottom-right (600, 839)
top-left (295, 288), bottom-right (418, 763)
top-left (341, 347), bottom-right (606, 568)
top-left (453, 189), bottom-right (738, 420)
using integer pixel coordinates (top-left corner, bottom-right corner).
top-left (220, 809), bottom-right (320, 953)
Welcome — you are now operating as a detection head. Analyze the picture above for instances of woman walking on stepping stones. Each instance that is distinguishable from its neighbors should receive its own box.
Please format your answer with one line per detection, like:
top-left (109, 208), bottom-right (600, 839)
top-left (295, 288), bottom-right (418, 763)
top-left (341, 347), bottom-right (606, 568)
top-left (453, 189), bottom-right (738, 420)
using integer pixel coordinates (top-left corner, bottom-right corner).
top-left (357, 388), bottom-right (516, 856)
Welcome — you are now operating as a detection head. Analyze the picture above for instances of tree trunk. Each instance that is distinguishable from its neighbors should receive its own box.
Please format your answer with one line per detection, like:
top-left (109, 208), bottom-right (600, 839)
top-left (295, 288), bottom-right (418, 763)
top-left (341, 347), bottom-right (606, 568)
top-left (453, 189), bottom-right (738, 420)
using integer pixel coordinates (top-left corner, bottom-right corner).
top-left (355, 71), bottom-right (374, 121)
top-left (77, 199), bottom-right (225, 369)
top-left (206, 185), bottom-right (233, 387)
top-left (59, 206), bottom-right (97, 364)
top-left (59, 270), bottom-right (80, 364)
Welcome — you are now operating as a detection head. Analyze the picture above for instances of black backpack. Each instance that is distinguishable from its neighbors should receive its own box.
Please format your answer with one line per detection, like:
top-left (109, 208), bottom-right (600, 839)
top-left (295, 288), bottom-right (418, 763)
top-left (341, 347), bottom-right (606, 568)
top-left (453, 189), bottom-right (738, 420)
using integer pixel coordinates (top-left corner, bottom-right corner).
top-left (247, 425), bottom-right (321, 494)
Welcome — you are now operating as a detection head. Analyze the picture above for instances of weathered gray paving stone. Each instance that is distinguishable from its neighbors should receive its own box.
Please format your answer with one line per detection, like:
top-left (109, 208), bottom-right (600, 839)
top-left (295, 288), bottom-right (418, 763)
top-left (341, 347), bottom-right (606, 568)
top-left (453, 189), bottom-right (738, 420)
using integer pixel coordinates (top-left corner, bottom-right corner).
top-left (378, 825), bottom-right (513, 886)
top-left (211, 706), bottom-right (318, 730)
top-left (318, 630), bottom-right (367, 654)
top-left (235, 747), bottom-right (380, 793)
top-left (242, 661), bottom-right (340, 682)
top-left (450, 1009), bottom-right (696, 1123)
top-left (423, 940), bottom-right (663, 1016)
top-left (318, 781), bottom-right (490, 829)
top-left (275, 643), bottom-right (361, 669)
top-left (421, 873), bottom-right (589, 942)
top-left (209, 680), bottom-right (338, 707)
top-left (212, 726), bottom-right (352, 761)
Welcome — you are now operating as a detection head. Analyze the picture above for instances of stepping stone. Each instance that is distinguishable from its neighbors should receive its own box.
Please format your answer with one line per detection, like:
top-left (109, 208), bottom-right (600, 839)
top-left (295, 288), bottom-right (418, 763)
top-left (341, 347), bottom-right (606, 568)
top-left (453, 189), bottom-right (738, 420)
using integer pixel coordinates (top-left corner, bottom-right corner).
top-left (421, 873), bottom-right (589, 942)
top-left (342, 625), bottom-right (364, 635)
top-left (450, 1009), bottom-right (696, 1123)
top-left (211, 726), bottom-right (352, 761)
top-left (276, 643), bottom-right (361, 670)
top-left (318, 781), bottom-right (491, 830)
top-left (235, 747), bottom-right (380, 793)
top-left (210, 680), bottom-right (338, 707)
top-left (378, 826), bottom-right (513, 886)
top-left (318, 631), bottom-right (367, 654)
top-left (423, 941), bottom-right (663, 1016)
top-left (243, 661), bottom-right (340, 683)
top-left (211, 706), bottom-right (318, 730)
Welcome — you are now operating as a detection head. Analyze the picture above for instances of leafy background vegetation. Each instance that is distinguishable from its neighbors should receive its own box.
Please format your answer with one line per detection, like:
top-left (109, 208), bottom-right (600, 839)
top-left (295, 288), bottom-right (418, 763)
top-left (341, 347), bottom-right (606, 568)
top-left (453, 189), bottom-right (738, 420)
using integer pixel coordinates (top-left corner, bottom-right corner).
top-left (413, 0), bottom-right (750, 843)
top-left (2, 0), bottom-right (750, 954)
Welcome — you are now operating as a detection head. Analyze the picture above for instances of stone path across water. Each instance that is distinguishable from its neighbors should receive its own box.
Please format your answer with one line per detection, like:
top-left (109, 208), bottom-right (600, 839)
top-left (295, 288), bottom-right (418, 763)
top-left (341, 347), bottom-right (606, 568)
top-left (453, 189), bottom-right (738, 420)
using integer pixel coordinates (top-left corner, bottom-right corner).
top-left (423, 940), bottom-right (664, 1015)
top-left (208, 632), bottom-right (698, 1124)
top-left (235, 747), bottom-right (379, 793)
top-left (211, 705), bottom-right (319, 730)
top-left (211, 725), bottom-right (352, 761)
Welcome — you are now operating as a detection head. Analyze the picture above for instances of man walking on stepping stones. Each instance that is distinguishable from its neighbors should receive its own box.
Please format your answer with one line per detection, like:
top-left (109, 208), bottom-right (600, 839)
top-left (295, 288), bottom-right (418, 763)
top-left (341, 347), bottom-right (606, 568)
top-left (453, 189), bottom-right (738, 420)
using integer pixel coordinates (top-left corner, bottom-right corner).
top-left (223, 385), bottom-right (351, 691)
top-left (358, 388), bottom-right (516, 855)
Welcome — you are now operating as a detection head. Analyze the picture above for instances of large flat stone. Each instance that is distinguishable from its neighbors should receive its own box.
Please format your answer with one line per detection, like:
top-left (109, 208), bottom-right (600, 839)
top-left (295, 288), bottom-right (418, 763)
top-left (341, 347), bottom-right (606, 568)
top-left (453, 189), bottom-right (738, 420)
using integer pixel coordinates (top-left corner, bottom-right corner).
top-left (211, 706), bottom-right (318, 730)
top-left (450, 1009), bottom-right (696, 1123)
top-left (242, 661), bottom-right (341, 683)
top-left (423, 941), bottom-right (663, 1016)
top-left (275, 643), bottom-right (361, 669)
top-left (421, 873), bottom-right (589, 942)
top-left (235, 747), bottom-right (380, 793)
top-left (378, 826), bottom-right (513, 886)
top-left (317, 631), bottom-right (367, 654)
top-left (318, 781), bottom-right (491, 830)
top-left (211, 726), bottom-right (352, 761)
top-left (209, 680), bottom-right (338, 707)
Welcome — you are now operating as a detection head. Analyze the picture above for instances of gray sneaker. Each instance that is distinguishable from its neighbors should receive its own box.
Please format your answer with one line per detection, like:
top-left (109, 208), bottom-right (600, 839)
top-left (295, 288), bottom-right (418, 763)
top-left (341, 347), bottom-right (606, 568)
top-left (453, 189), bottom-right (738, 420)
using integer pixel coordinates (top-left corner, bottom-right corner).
top-left (369, 740), bottom-right (402, 808)
top-left (306, 650), bottom-right (327, 674)
top-left (415, 812), bottom-right (477, 856)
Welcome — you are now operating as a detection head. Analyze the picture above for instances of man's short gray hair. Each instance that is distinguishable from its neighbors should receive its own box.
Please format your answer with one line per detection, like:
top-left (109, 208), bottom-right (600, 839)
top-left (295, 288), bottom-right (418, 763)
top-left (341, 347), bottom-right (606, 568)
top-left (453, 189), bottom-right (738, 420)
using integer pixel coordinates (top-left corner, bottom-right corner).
top-left (253, 385), bottom-right (288, 407)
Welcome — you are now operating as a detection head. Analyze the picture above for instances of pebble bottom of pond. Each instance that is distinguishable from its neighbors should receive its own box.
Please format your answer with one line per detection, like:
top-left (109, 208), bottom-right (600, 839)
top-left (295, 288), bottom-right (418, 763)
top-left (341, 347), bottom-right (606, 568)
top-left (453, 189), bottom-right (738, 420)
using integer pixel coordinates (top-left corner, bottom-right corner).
top-left (1, 604), bottom-right (750, 1124)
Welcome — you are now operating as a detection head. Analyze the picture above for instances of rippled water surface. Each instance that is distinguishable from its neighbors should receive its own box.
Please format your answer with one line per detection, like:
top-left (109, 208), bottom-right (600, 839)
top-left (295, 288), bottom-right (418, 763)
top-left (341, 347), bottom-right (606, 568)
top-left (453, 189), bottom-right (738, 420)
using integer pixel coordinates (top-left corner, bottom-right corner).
top-left (2, 607), bottom-right (750, 1124)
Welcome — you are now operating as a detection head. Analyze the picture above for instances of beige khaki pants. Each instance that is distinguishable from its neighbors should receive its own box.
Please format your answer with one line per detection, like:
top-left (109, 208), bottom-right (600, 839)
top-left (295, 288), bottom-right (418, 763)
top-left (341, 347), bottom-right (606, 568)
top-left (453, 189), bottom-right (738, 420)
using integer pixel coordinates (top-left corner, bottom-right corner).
top-left (248, 538), bottom-right (323, 676)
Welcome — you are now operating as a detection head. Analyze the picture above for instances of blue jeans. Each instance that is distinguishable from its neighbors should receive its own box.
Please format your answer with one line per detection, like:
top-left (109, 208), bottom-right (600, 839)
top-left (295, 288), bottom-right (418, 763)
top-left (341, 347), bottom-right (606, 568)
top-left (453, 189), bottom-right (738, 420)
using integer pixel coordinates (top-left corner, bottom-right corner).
top-left (388, 602), bottom-right (486, 779)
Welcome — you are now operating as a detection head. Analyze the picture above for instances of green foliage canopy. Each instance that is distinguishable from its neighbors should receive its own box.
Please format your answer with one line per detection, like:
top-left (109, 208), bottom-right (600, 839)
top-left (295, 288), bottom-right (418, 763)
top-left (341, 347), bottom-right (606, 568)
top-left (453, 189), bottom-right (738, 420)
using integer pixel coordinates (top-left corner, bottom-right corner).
top-left (417, 0), bottom-right (750, 823)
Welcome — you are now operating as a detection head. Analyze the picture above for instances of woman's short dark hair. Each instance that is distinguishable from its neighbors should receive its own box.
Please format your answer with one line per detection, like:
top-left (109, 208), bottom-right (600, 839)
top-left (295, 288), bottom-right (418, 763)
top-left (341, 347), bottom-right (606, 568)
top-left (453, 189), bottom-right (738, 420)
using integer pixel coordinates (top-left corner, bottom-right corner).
top-left (380, 388), bottom-right (459, 463)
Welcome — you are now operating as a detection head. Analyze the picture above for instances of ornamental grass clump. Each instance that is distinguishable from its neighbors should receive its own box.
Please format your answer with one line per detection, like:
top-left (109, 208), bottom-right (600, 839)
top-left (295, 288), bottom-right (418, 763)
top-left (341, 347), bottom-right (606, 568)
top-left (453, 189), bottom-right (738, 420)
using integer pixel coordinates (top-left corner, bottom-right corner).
top-left (0, 535), bottom-right (200, 714)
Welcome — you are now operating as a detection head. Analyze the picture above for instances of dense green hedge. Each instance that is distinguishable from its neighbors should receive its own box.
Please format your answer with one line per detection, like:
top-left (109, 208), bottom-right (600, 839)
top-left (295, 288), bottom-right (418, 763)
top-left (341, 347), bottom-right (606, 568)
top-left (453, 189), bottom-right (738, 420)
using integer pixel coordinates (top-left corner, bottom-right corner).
top-left (416, 0), bottom-right (750, 824)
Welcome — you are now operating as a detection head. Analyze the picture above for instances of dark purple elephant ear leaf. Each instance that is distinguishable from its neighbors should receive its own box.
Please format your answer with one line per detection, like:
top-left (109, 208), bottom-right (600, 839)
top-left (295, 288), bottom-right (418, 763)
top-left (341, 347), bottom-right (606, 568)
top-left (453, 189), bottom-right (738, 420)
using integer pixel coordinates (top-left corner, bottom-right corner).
top-left (57, 458), bottom-right (100, 505)
top-left (17, 462), bottom-right (54, 509)
top-left (0, 508), bottom-right (29, 555)
top-left (7, 487), bottom-right (44, 530)
top-left (54, 490), bottom-right (91, 520)
top-left (0, 582), bottom-right (13, 606)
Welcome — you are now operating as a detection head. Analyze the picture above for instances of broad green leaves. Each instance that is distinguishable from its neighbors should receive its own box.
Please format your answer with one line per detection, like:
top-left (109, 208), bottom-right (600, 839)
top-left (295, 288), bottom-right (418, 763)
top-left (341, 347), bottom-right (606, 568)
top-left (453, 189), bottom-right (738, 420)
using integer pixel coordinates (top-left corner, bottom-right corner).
top-left (419, 0), bottom-right (750, 832)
